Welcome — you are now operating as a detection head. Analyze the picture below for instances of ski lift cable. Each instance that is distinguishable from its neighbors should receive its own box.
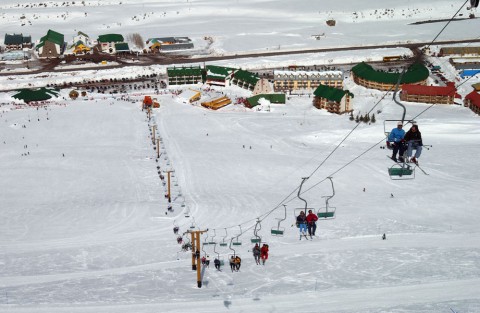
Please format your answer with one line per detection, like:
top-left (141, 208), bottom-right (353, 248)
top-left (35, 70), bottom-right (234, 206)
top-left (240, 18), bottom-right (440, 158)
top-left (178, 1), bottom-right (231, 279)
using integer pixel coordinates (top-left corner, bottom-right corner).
top-left (425, 0), bottom-right (470, 51)
top-left (208, 1), bottom-right (471, 234)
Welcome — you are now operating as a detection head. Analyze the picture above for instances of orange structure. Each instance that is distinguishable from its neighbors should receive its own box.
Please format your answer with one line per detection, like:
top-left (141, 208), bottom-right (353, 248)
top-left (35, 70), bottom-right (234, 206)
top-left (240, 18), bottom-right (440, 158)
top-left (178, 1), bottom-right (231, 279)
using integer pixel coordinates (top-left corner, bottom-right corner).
top-left (201, 96), bottom-right (231, 110)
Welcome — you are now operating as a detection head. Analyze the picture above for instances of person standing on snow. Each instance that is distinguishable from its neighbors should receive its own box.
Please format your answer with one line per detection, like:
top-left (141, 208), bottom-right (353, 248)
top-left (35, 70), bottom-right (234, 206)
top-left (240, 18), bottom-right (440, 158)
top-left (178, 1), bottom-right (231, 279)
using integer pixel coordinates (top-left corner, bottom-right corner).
top-left (306, 209), bottom-right (318, 238)
top-left (387, 121), bottom-right (406, 162)
top-left (260, 244), bottom-right (269, 265)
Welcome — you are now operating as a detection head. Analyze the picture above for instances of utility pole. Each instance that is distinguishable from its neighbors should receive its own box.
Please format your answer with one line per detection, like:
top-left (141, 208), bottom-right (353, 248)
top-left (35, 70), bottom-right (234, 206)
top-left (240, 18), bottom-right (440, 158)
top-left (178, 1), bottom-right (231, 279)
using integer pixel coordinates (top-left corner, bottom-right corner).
top-left (167, 170), bottom-right (172, 203)
top-left (152, 125), bottom-right (156, 144)
top-left (187, 229), bottom-right (208, 288)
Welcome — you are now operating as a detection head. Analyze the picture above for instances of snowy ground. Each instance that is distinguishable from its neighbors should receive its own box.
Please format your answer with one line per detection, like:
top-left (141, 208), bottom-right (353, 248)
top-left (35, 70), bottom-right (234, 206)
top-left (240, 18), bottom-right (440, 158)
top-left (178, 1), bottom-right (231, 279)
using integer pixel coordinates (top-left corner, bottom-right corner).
top-left (0, 0), bottom-right (479, 55)
top-left (1, 1), bottom-right (480, 313)
top-left (1, 76), bottom-right (480, 312)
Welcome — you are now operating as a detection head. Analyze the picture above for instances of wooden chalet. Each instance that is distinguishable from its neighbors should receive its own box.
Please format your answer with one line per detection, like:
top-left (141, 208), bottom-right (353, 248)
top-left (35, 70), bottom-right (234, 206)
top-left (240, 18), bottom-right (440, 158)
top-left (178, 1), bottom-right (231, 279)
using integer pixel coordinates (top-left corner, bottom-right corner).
top-left (205, 65), bottom-right (235, 86)
top-left (97, 34), bottom-right (124, 54)
top-left (351, 62), bottom-right (429, 91)
top-left (36, 29), bottom-right (65, 58)
top-left (231, 69), bottom-right (259, 92)
top-left (4, 33), bottom-right (32, 50)
top-left (313, 84), bottom-right (353, 114)
top-left (400, 82), bottom-right (460, 105)
top-left (464, 91), bottom-right (480, 115)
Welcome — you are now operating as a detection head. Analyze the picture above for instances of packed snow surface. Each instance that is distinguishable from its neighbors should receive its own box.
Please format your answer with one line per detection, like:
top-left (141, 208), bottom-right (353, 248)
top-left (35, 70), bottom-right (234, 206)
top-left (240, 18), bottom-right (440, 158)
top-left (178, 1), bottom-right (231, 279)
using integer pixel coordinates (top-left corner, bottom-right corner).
top-left (1, 1), bottom-right (480, 312)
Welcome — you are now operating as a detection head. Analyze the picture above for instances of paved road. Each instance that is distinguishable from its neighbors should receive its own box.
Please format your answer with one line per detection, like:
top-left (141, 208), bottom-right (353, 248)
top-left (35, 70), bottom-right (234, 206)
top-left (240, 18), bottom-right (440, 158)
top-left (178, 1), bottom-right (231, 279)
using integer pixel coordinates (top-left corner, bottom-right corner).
top-left (2, 38), bottom-right (480, 78)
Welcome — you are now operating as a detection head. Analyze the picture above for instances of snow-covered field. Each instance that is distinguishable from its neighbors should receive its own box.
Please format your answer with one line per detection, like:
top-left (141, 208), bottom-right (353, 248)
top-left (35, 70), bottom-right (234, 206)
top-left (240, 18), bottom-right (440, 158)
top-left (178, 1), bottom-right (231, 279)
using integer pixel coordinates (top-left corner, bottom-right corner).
top-left (1, 1), bottom-right (480, 313)
top-left (0, 0), bottom-right (479, 54)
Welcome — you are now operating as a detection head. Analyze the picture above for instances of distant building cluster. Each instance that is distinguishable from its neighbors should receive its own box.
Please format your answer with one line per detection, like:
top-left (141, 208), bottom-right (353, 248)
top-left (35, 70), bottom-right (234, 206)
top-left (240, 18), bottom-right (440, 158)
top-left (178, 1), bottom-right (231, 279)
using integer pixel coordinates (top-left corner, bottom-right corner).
top-left (2, 29), bottom-right (194, 59)
top-left (3, 30), bottom-right (480, 116)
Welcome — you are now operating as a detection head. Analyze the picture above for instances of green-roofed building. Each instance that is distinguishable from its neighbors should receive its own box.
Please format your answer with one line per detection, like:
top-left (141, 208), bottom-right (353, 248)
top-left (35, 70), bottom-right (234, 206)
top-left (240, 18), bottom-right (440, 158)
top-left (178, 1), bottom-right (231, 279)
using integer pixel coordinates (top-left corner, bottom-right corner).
top-left (36, 29), bottom-right (65, 58)
top-left (245, 93), bottom-right (286, 108)
top-left (114, 43), bottom-right (130, 53)
top-left (313, 84), bottom-right (354, 114)
top-left (232, 69), bottom-right (260, 91)
top-left (351, 62), bottom-right (429, 91)
top-left (4, 33), bottom-right (32, 50)
top-left (167, 66), bottom-right (203, 85)
top-left (12, 88), bottom-right (60, 103)
top-left (205, 65), bottom-right (236, 86)
top-left (98, 34), bottom-right (125, 54)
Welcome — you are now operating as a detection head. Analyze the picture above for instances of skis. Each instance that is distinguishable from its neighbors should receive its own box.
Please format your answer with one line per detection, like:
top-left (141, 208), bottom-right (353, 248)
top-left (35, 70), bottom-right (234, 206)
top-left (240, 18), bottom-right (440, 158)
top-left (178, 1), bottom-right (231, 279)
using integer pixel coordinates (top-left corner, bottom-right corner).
top-left (386, 155), bottom-right (409, 165)
top-left (299, 234), bottom-right (309, 240)
top-left (415, 163), bottom-right (429, 175)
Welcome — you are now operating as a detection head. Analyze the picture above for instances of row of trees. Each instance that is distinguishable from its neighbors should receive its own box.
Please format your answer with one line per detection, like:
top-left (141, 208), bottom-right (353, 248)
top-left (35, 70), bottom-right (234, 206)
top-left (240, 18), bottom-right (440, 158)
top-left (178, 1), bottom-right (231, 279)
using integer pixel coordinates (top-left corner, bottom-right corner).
top-left (349, 112), bottom-right (376, 123)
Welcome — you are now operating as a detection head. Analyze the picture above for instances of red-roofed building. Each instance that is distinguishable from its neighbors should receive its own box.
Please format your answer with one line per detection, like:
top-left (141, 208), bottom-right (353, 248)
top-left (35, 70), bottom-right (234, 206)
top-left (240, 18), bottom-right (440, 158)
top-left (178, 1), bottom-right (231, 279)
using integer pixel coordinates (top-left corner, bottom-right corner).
top-left (464, 91), bottom-right (480, 115)
top-left (400, 82), bottom-right (461, 104)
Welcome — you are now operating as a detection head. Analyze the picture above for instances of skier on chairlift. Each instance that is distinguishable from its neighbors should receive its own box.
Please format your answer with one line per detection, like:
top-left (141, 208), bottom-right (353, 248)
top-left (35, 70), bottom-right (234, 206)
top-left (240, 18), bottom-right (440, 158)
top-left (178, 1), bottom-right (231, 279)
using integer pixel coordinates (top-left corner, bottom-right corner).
top-left (387, 121), bottom-right (406, 162)
top-left (253, 243), bottom-right (261, 265)
top-left (214, 258), bottom-right (221, 270)
top-left (306, 209), bottom-right (318, 238)
top-left (296, 211), bottom-right (308, 240)
top-left (260, 244), bottom-right (269, 265)
top-left (404, 123), bottom-right (423, 165)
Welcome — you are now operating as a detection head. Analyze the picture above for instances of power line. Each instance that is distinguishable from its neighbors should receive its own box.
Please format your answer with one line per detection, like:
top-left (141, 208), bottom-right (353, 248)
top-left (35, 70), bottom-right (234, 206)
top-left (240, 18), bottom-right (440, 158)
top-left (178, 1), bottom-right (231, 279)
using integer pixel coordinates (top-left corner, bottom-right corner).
top-left (206, 0), bottom-right (474, 237)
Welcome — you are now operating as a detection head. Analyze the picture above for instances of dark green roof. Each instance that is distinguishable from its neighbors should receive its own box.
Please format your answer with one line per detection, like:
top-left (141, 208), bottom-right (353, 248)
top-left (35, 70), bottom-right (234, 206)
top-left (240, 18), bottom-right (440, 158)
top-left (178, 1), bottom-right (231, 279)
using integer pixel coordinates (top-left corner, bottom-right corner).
top-left (246, 93), bottom-right (286, 107)
top-left (12, 88), bottom-right (59, 103)
top-left (205, 65), bottom-right (236, 79)
top-left (42, 29), bottom-right (64, 46)
top-left (5, 33), bottom-right (30, 45)
top-left (77, 31), bottom-right (89, 38)
top-left (98, 34), bottom-right (124, 43)
top-left (167, 66), bottom-right (202, 77)
top-left (313, 84), bottom-right (353, 102)
top-left (233, 69), bottom-right (260, 85)
top-left (351, 62), bottom-right (429, 84)
top-left (114, 43), bottom-right (130, 52)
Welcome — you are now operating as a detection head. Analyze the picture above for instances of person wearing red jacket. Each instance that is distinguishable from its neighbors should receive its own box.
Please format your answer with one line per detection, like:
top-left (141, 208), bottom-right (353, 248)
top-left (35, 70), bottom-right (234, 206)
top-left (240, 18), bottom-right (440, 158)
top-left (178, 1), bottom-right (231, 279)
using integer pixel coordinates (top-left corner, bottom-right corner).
top-left (260, 244), bottom-right (269, 265)
top-left (306, 210), bottom-right (318, 238)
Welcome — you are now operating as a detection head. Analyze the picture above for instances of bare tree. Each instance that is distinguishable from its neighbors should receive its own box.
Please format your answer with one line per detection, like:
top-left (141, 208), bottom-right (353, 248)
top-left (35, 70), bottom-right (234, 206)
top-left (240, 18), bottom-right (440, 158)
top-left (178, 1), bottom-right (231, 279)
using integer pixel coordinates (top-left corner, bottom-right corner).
top-left (127, 33), bottom-right (144, 49)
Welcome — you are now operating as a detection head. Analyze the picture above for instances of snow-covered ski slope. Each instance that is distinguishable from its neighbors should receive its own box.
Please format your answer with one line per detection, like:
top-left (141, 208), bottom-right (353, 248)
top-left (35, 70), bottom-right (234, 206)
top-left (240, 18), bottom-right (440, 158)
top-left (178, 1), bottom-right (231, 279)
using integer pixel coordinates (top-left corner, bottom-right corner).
top-left (1, 83), bottom-right (480, 312)
top-left (1, 0), bottom-right (480, 312)
top-left (0, 0), bottom-right (479, 55)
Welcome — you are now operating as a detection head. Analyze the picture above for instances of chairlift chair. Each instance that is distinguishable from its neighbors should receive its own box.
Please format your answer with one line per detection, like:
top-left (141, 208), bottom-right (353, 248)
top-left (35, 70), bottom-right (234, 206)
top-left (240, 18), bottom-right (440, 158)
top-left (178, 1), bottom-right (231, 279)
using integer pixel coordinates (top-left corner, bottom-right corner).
top-left (271, 205), bottom-right (287, 236)
top-left (388, 162), bottom-right (415, 180)
top-left (208, 229), bottom-right (217, 245)
top-left (190, 217), bottom-right (196, 229)
top-left (317, 177), bottom-right (336, 219)
top-left (213, 243), bottom-right (225, 266)
top-left (250, 219), bottom-right (262, 244)
top-left (219, 228), bottom-right (228, 247)
top-left (202, 232), bottom-right (209, 247)
top-left (232, 225), bottom-right (243, 246)
top-left (294, 177), bottom-right (315, 226)
top-left (229, 237), bottom-right (240, 258)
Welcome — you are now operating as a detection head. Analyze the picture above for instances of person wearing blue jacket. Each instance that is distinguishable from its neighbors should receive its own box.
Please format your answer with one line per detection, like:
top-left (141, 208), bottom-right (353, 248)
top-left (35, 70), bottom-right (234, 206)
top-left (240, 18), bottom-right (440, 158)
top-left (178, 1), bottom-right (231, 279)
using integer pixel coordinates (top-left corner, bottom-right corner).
top-left (387, 121), bottom-right (406, 162)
